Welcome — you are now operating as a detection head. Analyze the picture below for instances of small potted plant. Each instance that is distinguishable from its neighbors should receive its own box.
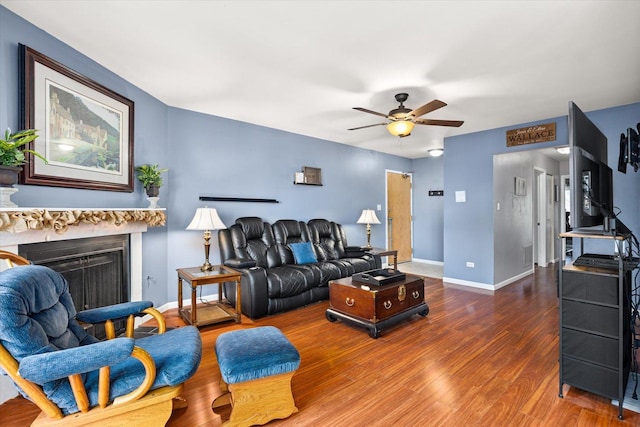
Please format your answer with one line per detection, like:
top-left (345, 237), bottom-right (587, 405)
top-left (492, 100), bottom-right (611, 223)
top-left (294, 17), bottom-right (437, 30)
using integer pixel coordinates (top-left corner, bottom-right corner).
top-left (0, 128), bottom-right (46, 187)
top-left (135, 164), bottom-right (168, 197)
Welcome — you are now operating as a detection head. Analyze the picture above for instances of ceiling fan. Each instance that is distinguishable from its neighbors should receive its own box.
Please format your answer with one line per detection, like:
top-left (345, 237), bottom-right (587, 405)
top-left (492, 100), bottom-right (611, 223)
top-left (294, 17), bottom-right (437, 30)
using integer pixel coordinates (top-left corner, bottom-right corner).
top-left (348, 93), bottom-right (464, 138)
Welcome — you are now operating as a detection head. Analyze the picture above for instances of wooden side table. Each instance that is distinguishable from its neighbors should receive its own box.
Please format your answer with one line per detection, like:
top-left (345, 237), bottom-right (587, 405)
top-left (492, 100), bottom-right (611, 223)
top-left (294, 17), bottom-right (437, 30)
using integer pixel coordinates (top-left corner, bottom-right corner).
top-left (367, 248), bottom-right (398, 270)
top-left (177, 265), bottom-right (242, 327)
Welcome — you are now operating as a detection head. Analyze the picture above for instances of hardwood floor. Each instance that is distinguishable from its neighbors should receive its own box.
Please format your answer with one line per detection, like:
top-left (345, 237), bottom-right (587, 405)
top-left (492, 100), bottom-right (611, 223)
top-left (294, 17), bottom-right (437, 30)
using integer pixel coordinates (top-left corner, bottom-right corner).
top-left (1, 265), bottom-right (639, 426)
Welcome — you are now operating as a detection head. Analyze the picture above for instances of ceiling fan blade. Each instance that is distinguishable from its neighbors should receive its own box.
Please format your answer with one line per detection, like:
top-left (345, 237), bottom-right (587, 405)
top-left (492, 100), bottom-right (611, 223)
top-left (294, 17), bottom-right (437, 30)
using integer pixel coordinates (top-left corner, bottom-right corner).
top-left (348, 123), bottom-right (388, 131)
top-left (415, 118), bottom-right (464, 127)
top-left (409, 99), bottom-right (447, 118)
top-left (353, 107), bottom-right (389, 118)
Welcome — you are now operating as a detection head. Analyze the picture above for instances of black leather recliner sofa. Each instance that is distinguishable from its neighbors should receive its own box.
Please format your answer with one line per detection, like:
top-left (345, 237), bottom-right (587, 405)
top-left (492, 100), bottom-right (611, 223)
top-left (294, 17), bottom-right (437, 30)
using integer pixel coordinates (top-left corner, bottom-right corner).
top-left (218, 217), bottom-right (381, 319)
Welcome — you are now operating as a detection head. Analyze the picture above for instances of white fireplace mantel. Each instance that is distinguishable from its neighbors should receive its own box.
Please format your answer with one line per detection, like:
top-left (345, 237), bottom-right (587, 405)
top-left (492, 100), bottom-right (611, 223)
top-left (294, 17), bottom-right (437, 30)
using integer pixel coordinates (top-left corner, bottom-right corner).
top-left (0, 208), bottom-right (166, 300)
top-left (0, 207), bottom-right (166, 236)
top-left (0, 207), bottom-right (166, 404)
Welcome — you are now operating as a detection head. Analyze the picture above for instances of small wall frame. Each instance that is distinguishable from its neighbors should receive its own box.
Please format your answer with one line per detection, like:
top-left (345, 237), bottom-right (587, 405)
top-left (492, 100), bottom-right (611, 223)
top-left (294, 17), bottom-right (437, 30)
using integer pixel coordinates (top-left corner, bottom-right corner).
top-left (514, 176), bottom-right (526, 196)
top-left (294, 166), bottom-right (322, 186)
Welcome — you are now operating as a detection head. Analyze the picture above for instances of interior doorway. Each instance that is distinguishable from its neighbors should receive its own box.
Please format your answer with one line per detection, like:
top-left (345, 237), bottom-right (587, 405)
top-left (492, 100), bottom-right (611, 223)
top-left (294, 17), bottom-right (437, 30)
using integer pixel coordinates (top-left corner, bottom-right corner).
top-left (533, 167), bottom-right (555, 267)
top-left (386, 171), bottom-right (413, 263)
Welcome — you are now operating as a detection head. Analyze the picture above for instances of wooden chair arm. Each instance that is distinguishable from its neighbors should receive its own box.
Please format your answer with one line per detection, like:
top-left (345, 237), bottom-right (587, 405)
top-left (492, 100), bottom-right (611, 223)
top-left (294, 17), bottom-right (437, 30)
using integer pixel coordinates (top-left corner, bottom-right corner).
top-left (112, 346), bottom-right (156, 406)
top-left (0, 250), bottom-right (30, 268)
top-left (142, 307), bottom-right (167, 334)
top-left (0, 344), bottom-right (63, 420)
top-left (2, 340), bottom-right (157, 418)
top-left (62, 345), bottom-right (156, 412)
top-left (105, 307), bottom-right (166, 340)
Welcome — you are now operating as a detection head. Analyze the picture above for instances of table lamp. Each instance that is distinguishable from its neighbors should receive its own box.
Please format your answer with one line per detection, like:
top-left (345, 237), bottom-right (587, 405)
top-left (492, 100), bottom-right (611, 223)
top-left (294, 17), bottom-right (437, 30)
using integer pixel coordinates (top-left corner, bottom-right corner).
top-left (357, 209), bottom-right (381, 248)
top-left (186, 207), bottom-right (226, 271)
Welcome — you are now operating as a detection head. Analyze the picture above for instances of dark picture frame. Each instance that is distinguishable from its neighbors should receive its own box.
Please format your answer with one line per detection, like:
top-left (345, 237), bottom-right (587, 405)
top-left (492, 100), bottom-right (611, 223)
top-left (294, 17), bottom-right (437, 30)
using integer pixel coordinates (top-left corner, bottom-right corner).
top-left (20, 44), bottom-right (134, 192)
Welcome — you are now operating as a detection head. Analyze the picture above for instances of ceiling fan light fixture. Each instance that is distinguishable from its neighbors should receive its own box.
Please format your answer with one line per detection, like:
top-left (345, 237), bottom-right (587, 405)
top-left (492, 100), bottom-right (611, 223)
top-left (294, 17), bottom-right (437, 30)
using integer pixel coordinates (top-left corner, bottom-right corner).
top-left (387, 120), bottom-right (415, 137)
top-left (429, 148), bottom-right (444, 157)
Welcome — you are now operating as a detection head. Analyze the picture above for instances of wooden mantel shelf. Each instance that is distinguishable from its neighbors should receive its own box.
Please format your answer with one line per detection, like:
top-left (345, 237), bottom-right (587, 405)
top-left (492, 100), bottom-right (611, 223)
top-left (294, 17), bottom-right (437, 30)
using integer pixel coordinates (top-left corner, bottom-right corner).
top-left (0, 208), bottom-right (166, 234)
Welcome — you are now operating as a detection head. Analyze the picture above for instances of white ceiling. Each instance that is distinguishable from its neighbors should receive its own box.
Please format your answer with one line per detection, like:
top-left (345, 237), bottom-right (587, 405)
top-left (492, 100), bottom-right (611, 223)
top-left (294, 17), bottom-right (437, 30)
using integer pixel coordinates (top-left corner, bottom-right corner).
top-left (2, 0), bottom-right (639, 159)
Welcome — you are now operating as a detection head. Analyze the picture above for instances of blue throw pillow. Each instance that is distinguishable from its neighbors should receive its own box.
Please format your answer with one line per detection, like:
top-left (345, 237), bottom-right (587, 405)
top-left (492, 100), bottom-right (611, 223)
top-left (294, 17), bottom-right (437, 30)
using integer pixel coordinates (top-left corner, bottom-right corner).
top-left (289, 242), bottom-right (317, 264)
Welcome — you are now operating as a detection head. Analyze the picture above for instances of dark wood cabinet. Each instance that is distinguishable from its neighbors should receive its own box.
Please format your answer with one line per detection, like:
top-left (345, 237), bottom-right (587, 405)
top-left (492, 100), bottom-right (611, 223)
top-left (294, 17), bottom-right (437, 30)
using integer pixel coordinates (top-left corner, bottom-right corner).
top-left (558, 232), bottom-right (634, 420)
top-left (19, 235), bottom-right (130, 339)
top-left (560, 268), bottom-right (631, 400)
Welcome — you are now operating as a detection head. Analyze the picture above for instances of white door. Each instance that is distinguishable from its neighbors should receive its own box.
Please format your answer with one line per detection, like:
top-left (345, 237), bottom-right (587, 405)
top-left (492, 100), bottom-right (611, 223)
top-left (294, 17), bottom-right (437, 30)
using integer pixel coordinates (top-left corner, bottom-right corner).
top-left (546, 174), bottom-right (555, 262)
top-left (535, 168), bottom-right (548, 267)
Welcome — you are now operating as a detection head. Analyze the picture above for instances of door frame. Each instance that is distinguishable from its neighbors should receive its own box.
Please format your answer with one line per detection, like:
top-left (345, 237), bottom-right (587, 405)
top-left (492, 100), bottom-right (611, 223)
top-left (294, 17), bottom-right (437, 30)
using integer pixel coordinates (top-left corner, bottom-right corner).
top-left (560, 174), bottom-right (570, 261)
top-left (385, 169), bottom-right (413, 260)
top-left (534, 167), bottom-right (547, 267)
top-left (533, 166), bottom-right (556, 267)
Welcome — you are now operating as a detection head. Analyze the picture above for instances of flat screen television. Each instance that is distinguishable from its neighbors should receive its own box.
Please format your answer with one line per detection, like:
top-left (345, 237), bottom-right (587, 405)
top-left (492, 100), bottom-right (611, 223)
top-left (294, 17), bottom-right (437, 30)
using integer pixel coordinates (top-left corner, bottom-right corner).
top-left (568, 101), bottom-right (613, 231)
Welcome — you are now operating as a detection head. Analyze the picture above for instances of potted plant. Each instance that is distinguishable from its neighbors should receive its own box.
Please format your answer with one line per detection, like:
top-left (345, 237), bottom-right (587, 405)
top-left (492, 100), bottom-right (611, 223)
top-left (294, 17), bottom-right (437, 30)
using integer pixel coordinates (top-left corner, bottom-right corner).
top-left (135, 164), bottom-right (168, 197)
top-left (0, 128), bottom-right (46, 187)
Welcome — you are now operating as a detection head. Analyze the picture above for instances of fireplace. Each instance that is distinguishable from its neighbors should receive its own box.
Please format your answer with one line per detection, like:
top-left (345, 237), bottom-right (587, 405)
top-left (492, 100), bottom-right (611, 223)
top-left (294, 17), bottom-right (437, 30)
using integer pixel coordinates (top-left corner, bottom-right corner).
top-left (0, 207), bottom-right (165, 404)
top-left (0, 208), bottom-right (166, 301)
top-left (19, 235), bottom-right (130, 339)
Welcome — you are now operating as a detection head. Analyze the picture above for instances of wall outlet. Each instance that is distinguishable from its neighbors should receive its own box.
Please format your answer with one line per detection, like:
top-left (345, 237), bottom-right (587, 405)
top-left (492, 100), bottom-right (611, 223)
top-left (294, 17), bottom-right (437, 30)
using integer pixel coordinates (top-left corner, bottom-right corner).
top-left (466, 262), bottom-right (475, 268)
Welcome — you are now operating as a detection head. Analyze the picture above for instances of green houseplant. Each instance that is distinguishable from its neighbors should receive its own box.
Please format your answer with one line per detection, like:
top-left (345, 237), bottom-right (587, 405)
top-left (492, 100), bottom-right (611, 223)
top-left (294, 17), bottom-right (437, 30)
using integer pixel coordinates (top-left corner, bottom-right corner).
top-left (0, 128), bottom-right (46, 187)
top-left (135, 164), bottom-right (168, 197)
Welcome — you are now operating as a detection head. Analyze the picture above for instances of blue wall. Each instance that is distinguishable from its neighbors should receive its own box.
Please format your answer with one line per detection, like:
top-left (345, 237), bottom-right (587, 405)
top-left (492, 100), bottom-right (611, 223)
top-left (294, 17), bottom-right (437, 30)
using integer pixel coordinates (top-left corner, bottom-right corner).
top-left (587, 104), bottom-right (640, 235)
top-left (443, 104), bottom-right (640, 285)
top-left (3, 5), bottom-right (640, 300)
top-left (1, 6), bottom-right (171, 303)
top-left (0, 6), bottom-right (410, 305)
top-left (412, 156), bottom-right (444, 262)
top-left (163, 107), bottom-right (410, 300)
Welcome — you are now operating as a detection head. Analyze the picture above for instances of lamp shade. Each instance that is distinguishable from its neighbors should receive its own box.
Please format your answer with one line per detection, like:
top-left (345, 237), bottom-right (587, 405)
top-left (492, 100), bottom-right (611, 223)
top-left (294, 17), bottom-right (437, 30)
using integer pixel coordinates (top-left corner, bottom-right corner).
top-left (186, 207), bottom-right (226, 231)
top-left (387, 120), bottom-right (415, 137)
top-left (429, 148), bottom-right (444, 157)
top-left (357, 209), bottom-right (381, 225)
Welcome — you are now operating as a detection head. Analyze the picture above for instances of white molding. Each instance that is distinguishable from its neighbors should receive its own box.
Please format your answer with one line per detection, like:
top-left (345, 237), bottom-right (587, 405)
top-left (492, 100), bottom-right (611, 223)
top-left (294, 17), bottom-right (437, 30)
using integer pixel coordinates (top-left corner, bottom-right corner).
top-left (411, 258), bottom-right (444, 266)
top-left (0, 221), bottom-right (148, 247)
top-left (130, 232), bottom-right (143, 302)
top-left (0, 376), bottom-right (17, 404)
top-left (443, 277), bottom-right (495, 291)
top-left (494, 270), bottom-right (534, 290)
top-left (444, 269), bottom-right (534, 292)
top-left (137, 295), bottom-right (220, 323)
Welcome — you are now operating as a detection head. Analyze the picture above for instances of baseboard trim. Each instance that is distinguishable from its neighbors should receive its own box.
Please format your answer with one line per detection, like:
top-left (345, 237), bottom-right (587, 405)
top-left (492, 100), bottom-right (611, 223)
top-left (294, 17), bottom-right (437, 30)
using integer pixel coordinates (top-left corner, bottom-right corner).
top-left (494, 269), bottom-right (534, 290)
top-left (411, 258), bottom-right (444, 266)
top-left (442, 277), bottom-right (494, 291)
top-left (137, 296), bottom-right (218, 325)
top-left (443, 269), bottom-right (534, 292)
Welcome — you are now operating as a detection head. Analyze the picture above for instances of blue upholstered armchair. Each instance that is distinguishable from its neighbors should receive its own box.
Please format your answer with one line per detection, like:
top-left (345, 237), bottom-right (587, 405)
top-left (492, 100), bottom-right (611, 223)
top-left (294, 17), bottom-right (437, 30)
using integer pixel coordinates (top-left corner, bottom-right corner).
top-left (0, 257), bottom-right (202, 426)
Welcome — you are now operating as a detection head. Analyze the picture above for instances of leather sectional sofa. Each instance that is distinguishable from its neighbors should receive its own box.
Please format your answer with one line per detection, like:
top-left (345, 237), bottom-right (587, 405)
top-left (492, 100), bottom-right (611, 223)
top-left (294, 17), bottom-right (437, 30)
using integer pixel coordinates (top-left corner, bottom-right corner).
top-left (218, 217), bottom-right (381, 319)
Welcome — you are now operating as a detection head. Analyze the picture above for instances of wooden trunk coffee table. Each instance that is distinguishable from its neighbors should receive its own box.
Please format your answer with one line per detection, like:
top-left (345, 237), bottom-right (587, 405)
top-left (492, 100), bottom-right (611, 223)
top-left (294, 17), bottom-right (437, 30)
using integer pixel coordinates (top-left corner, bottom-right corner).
top-left (326, 273), bottom-right (429, 338)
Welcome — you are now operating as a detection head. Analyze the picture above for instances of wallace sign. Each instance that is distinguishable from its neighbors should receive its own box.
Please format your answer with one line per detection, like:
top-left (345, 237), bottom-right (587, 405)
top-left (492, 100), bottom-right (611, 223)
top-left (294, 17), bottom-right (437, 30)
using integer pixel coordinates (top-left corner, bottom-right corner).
top-left (506, 122), bottom-right (556, 147)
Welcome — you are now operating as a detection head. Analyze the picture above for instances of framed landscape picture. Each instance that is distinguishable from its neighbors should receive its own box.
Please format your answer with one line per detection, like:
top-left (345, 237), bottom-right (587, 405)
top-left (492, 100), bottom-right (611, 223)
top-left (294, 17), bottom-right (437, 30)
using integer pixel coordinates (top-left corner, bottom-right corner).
top-left (20, 44), bottom-right (134, 192)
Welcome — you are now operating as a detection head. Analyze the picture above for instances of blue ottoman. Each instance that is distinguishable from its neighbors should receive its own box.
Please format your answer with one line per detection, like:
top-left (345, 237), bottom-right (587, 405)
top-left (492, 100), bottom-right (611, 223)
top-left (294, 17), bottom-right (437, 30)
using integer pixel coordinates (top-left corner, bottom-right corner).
top-left (212, 326), bottom-right (300, 426)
